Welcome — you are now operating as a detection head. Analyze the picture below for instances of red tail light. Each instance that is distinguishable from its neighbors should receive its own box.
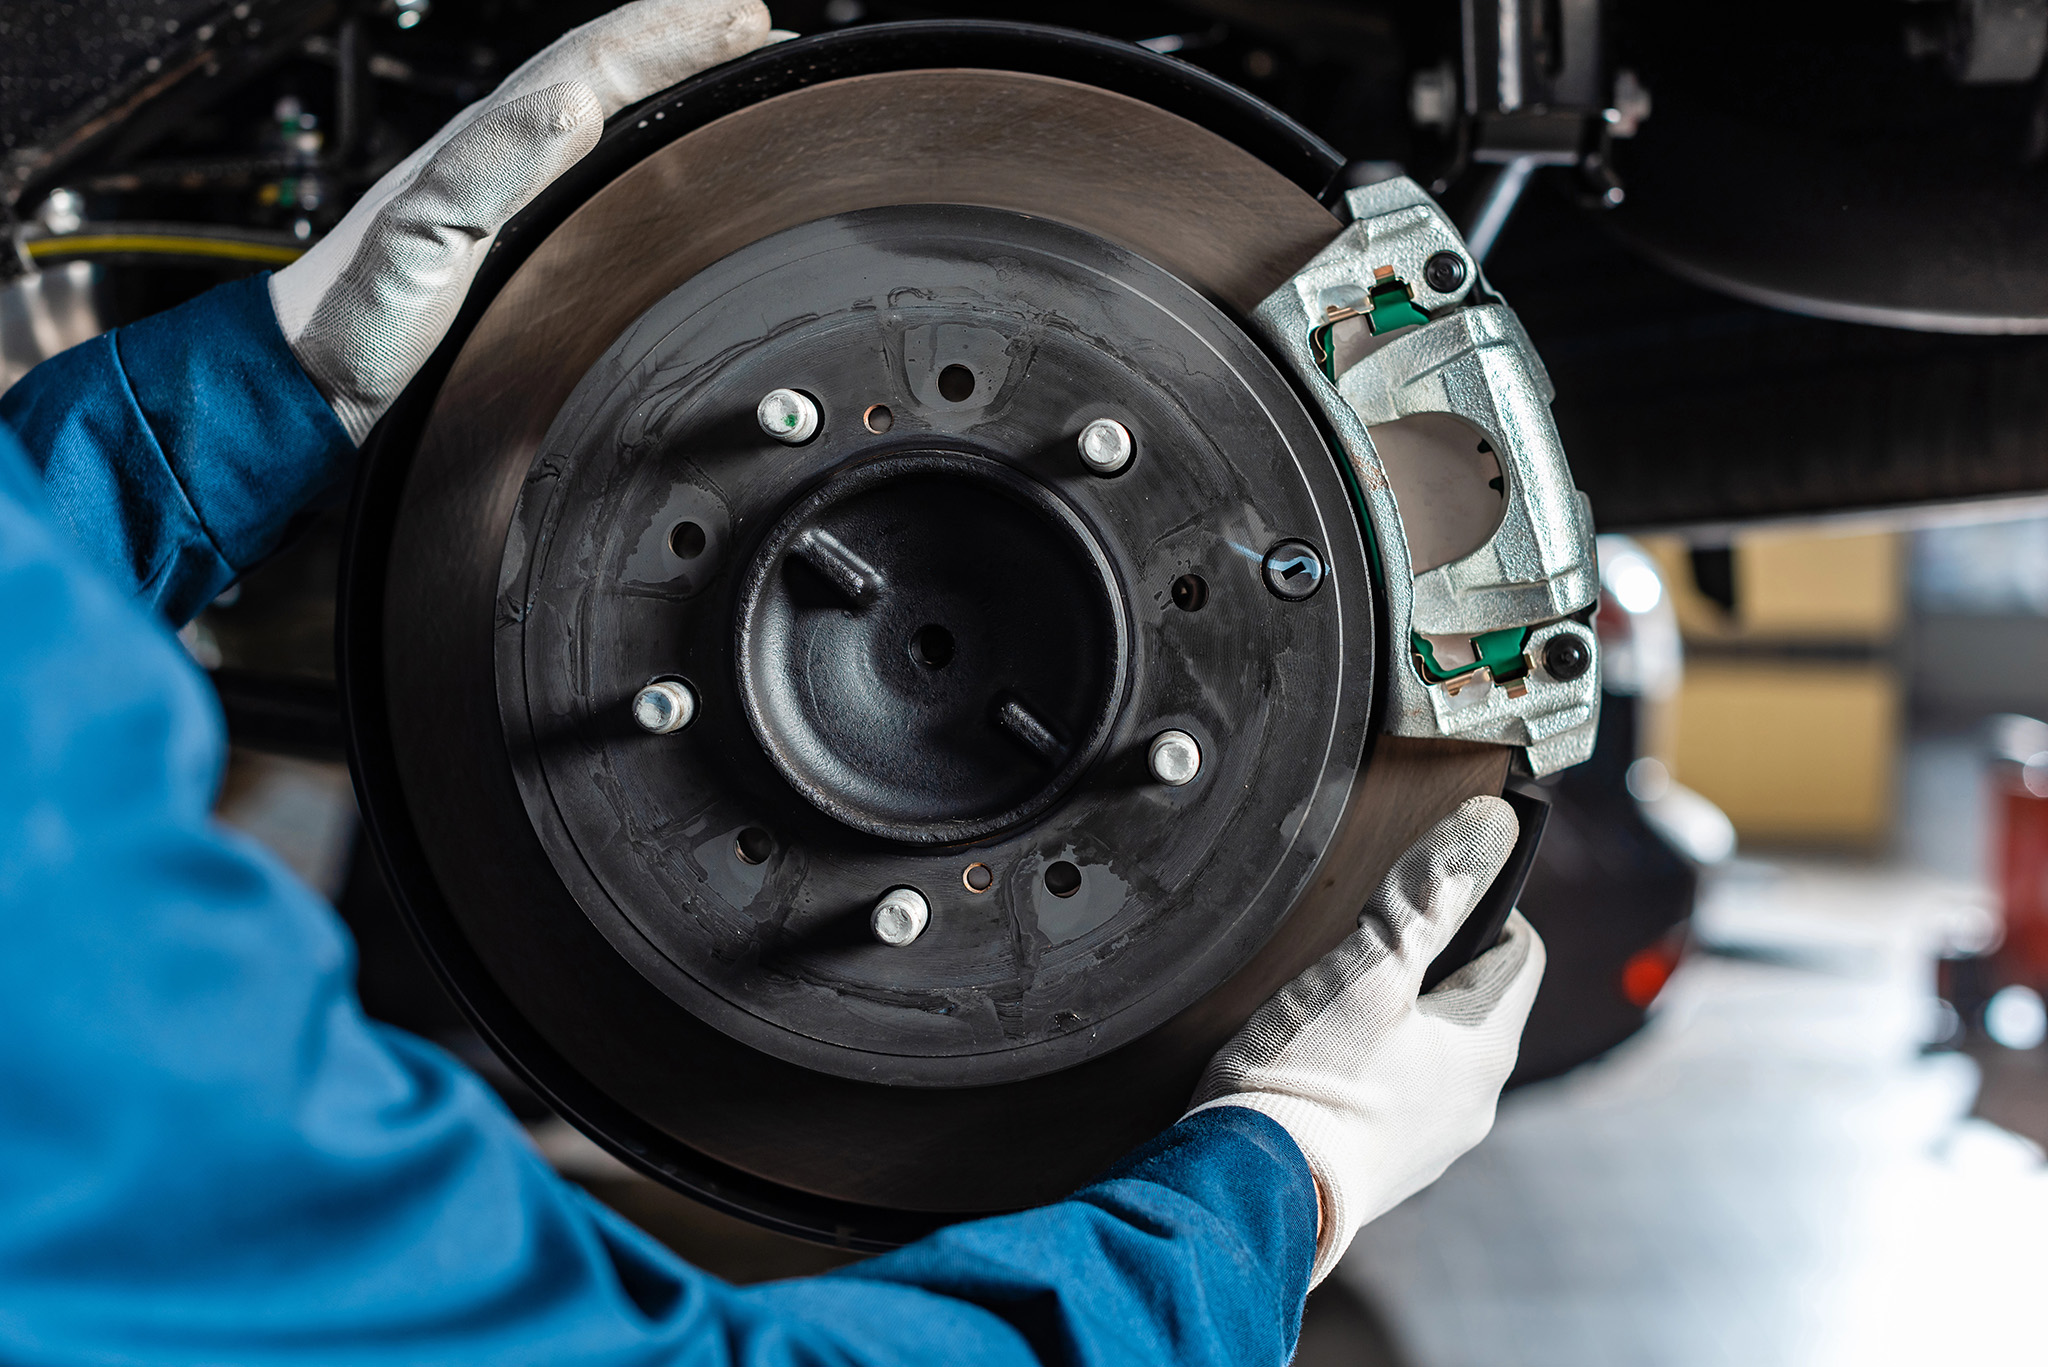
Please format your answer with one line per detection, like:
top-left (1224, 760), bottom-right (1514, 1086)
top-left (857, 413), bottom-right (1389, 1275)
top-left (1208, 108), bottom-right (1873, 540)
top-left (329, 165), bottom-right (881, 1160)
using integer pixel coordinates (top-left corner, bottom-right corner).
top-left (1621, 938), bottom-right (1683, 1009)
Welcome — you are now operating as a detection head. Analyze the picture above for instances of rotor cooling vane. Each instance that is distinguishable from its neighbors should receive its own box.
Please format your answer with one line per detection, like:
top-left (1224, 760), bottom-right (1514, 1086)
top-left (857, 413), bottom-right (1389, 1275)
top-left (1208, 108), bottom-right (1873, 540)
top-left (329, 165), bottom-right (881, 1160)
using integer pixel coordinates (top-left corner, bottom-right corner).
top-left (343, 22), bottom-right (1583, 1245)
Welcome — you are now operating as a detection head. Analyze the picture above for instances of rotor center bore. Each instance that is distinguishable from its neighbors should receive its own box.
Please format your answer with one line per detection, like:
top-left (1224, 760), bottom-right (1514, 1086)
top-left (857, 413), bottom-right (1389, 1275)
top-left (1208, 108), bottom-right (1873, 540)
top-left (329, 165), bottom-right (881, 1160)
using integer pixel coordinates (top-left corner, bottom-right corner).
top-left (735, 451), bottom-right (1129, 844)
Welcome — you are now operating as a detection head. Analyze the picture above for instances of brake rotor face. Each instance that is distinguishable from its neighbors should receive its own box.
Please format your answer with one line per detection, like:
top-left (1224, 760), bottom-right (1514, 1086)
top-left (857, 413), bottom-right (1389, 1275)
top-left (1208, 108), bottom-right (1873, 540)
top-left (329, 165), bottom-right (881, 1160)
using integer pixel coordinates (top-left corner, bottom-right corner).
top-left (506, 203), bottom-right (1368, 1087)
top-left (345, 24), bottom-right (1510, 1243)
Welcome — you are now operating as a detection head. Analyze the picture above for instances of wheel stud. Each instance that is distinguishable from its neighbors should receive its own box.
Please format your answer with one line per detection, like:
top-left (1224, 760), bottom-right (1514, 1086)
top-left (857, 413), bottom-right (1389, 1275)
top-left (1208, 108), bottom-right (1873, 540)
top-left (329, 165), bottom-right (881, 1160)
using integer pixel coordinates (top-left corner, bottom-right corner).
top-left (1077, 418), bottom-right (1134, 474)
top-left (871, 887), bottom-right (931, 947)
top-left (631, 679), bottom-right (697, 734)
top-left (1148, 729), bottom-right (1202, 786)
top-left (757, 388), bottom-right (820, 443)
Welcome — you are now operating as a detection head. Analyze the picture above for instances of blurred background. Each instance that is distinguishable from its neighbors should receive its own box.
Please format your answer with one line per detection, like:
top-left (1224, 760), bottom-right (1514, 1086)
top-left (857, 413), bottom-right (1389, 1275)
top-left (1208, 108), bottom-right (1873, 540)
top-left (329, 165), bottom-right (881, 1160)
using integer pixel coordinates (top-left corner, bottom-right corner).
top-left (8, 0), bottom-right (2048, 1361)
top-left (1328, 518), bottom-right (2048, 1366)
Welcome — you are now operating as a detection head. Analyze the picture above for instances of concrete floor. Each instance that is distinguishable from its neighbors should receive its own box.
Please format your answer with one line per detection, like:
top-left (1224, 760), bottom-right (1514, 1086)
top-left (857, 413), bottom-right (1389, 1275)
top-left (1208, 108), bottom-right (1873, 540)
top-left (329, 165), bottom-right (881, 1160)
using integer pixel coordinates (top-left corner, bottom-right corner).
top-left (1338, 854), bottom-right (2048, 1367)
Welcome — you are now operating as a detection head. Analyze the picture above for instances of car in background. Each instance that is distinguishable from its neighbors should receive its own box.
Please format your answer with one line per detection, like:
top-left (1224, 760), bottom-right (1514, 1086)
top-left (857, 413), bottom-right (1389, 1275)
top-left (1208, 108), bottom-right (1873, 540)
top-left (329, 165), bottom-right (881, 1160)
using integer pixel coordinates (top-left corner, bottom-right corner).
top-left (1513, 537), bottom-right (1732, 1083)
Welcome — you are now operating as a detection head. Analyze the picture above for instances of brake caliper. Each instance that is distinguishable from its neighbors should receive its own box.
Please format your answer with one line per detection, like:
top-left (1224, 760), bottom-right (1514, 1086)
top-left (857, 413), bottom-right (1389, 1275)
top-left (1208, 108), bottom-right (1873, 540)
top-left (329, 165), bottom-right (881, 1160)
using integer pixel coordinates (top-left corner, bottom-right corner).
top-left (1255, 177), bottom-right (1601, 775)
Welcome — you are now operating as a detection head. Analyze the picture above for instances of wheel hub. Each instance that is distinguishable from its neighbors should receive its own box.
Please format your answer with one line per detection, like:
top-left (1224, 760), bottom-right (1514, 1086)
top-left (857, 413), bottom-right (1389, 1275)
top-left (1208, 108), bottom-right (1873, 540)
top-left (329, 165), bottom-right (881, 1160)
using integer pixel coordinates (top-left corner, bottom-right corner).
top-left (737, 450), bottom-right (1128, 844)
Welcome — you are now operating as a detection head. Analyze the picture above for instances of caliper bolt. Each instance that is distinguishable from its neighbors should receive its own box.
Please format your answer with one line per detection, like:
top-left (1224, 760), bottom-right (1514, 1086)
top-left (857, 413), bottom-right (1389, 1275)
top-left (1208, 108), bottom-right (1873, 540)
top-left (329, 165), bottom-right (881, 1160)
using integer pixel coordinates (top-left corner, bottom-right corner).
top-left (871, 886), bottom-right (931, 947)
top-left (1424, 250), bottom-right (1468, 294)
top-left (631, 679), bottom-right (698, 734)
top-left (1147, 729), bottom-right (1202, 786)
top-left (1077, 417), bottom-right (1135, 475)
top-left (1542, 633), bottom-right (1592, 682)
top-left (1262, 540), bottom-right (1325, 601)
top-left (757, 388), bottom-right (820, 444)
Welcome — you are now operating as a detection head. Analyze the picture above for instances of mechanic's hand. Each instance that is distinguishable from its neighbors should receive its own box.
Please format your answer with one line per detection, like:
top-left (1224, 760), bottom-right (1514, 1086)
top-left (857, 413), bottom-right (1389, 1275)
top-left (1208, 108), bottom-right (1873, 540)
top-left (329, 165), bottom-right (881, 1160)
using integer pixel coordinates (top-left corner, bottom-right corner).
top-left (271, 0), bottom-right (772, 443)
top-left (1187, 795), bottom-right (1545, 1287)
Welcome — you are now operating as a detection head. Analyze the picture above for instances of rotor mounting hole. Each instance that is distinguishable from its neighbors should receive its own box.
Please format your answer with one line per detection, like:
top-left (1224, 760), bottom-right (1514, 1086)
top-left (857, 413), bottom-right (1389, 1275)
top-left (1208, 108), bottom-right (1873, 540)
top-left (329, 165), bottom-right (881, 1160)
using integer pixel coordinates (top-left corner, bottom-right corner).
top-left (1171, 573), bottom-right (1208, 612)
top-left (912, 624), bottom-right (956, 669)
top-left (669, 520), bottom-right (707, 560)
top-left (735, 827), bottom-right (775, 865)
top-left (1044, 860), bottom-right (1082, 898)
top-left (937, 364), bottom-right (976, 403)
top-left (963, 862), bottom-right (994, 893)
top-left (863, 404), bottom-right (894, 434)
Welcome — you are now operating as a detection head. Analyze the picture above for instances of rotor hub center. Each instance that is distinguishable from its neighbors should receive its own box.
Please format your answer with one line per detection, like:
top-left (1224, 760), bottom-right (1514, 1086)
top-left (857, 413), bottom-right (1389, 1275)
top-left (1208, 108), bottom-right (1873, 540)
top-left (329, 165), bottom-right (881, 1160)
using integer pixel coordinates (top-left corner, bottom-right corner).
top-left (736, 451), bottom-right (1127, 843)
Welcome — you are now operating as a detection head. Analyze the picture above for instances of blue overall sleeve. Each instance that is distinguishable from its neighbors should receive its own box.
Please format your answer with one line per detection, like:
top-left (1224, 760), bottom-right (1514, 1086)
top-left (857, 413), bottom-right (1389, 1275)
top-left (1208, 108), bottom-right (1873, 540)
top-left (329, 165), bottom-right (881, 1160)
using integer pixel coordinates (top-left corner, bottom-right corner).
top-left (0, 273), bottom-right (353, 625)
top-left (0, 278), bottom-right (1318, 1366)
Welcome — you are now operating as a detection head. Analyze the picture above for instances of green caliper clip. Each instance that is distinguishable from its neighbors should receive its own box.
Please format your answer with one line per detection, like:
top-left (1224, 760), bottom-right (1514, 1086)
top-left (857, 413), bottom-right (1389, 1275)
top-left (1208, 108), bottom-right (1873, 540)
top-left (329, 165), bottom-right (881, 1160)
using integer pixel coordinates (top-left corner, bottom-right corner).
top-left (1364, 276), bottom-right (1430, 334)
top-left (1412, 626), bottom-right (1532, 687)
top-left (1309, 272), bottom-right (1432, 380)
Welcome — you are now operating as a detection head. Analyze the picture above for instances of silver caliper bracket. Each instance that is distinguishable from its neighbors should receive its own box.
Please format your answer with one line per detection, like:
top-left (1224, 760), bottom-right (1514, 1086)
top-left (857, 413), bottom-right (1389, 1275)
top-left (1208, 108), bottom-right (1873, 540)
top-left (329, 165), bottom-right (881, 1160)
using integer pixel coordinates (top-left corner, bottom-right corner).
top-left (1252, 176), bottom-right (1602, 775)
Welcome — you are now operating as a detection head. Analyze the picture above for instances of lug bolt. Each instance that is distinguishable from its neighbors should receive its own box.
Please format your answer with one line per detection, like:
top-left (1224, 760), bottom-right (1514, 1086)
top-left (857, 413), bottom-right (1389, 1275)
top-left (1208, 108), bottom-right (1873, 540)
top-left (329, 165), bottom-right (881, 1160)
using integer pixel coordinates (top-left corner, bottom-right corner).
top-left (1424, 250), bottom-right (1468, 294)
top-left (631, 679), bottom-right (697, 734)
top-left (757, 388), bottom-right (820, 444)
top-left (1148, 729), bottom-right (1202, 786)
top-left (1541, 632), bottom-right (1592, 682)
top-left (1262, 540), bottom-right (1325, 601)
top-left (1077, 418), bottom-right (1135, 475)
top-left (871, 886), bottom-right (931, 947)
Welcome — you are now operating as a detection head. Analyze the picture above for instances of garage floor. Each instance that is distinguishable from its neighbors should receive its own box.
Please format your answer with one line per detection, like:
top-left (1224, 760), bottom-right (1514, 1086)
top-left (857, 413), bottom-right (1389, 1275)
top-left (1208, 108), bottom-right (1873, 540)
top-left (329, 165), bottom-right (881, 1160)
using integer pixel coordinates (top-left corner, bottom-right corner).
top-left (1334, 849), bottom-right (2048, 1367)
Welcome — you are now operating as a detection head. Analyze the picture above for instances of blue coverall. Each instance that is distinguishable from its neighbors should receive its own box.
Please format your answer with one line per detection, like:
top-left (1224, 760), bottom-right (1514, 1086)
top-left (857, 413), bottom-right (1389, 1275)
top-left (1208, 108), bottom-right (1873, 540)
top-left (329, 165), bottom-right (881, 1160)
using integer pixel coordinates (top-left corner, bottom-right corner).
top-left (0, 275), bottom-right (1317, 1365)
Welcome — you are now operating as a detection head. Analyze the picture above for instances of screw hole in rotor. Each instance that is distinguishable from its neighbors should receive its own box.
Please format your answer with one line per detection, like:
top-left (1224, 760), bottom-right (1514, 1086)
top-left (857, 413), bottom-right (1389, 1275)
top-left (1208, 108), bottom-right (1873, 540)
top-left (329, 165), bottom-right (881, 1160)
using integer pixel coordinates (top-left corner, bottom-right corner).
top-left (963, 862), bottom-right (994, 893)
top-left (735, 827), bottom-right (775, 864)
top-left (669, 521), bottom-right (707, 559)
top-left (1044, 860), bottom-right (1081, 898)
top-left (937, 364), bottom-right (975, 403)
top-left (863, 404), bottom-right (894, 434)
top-left (912, 624), bottom-right (956, 669)
top-left (1171, 573), bottom-right (1208, 612)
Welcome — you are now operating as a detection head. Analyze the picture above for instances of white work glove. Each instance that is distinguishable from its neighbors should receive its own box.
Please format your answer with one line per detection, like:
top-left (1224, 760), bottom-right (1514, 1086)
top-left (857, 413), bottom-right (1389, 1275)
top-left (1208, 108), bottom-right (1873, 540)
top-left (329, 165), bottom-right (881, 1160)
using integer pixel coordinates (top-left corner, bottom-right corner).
top-left (271, 0), bottom-right (772, 443)
top-left (1188, 795), bottom-right (1545, 1287)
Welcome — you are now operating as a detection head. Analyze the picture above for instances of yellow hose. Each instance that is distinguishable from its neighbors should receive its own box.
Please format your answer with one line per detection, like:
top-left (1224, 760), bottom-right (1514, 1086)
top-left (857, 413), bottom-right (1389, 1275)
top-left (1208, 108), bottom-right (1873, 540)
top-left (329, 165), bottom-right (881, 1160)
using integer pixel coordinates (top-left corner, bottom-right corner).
top-left (25, 234), bottom-right (306, 266)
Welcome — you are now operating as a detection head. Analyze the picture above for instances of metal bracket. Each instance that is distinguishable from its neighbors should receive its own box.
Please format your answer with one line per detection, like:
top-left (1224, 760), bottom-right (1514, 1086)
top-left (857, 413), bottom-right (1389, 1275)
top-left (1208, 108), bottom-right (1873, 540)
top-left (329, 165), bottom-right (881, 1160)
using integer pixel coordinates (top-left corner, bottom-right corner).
top-left (1252, 176), bottom-right (1601, 775)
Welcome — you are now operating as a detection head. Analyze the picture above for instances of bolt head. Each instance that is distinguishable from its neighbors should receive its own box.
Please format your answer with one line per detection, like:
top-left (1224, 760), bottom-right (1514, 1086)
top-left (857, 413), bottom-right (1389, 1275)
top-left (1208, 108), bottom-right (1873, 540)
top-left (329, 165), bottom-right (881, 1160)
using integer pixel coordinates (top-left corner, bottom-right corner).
top-left (631, 679), bottom-right (697, 734)
top-left (871, 887), bottom-right (931, 946)
top-left (757, 388), bottom-right (819, 444)
top-left (1148, 729), bottom-right (1202, 786)
top-left (1541, 632), bottom-right (1593, 682)
top-left (1077, 417), bottom-right (1134, 474)
top-left (1262, 540), bottom-right (1325, 601)
top-left (1424, 250), bottom-right (1468, 295)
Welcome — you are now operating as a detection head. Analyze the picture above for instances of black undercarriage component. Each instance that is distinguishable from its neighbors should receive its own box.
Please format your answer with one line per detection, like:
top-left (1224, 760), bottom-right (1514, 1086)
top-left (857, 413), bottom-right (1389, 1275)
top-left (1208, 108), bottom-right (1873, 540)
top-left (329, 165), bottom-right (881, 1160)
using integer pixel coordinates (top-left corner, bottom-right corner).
top-left (16, 2), bottom-right (2048, 534)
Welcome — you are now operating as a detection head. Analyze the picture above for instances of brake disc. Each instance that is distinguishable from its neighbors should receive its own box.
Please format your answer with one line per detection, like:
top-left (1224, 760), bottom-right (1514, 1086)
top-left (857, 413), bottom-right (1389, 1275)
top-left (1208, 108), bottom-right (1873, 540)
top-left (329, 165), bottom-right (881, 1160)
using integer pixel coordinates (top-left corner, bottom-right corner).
top-left (340, 22), bottom-right (1592, 1246)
